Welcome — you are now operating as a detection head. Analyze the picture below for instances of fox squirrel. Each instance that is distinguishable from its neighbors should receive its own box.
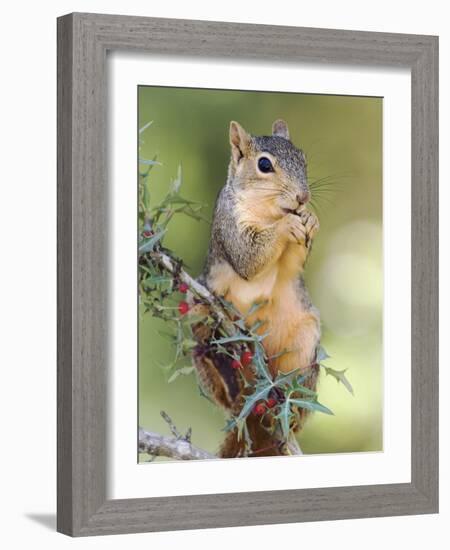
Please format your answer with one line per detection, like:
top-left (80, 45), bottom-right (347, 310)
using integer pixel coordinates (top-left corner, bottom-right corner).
top-left (193, 119), bottom-right (321, 457)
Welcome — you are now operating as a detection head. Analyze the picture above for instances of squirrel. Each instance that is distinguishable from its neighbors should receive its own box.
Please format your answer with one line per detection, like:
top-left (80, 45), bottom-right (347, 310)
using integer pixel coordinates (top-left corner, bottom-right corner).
top-left (192, 119), bottom-right (321, 458)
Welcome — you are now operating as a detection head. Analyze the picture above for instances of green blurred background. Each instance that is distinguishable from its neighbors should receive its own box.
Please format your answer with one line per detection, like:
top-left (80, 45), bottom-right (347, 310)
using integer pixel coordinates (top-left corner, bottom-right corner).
top-left (138, 86), bottom-right (383, 460)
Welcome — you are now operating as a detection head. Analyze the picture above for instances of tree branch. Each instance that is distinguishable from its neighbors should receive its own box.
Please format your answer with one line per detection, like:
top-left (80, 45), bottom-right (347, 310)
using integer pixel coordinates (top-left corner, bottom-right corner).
top-left (287, 433), bottom-right (303, 455)
top-left (150, 249), bottom-right (236, 334)
top-left (139, 427), bottom-right (216, 461)
top-left (139, 426), bottom-right (302, 460)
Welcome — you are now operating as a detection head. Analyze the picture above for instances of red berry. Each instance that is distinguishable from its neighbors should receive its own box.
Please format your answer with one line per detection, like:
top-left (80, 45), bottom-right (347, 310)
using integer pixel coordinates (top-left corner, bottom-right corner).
top-left (231, 359), bottom-right (242, 370)
top-left (178, 301), bottom-right (189, 315)
top-left (178, 282), bottom-right (189, 293)
top-left (266, 397), bottom-right (277, 408)
top-left (254, 403), bottom-right (266, 416)
top-left (240, 351), bottom-right (253, 367)
top-left (142, 229), bottom-right (153, 238)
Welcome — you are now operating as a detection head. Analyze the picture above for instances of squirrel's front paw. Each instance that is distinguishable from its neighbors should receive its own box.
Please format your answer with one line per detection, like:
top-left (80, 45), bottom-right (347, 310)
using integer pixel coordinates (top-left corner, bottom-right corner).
top-left (298, 210), bottom-right (319, 247)
top-left (282, 213), bottom-right (307, 245)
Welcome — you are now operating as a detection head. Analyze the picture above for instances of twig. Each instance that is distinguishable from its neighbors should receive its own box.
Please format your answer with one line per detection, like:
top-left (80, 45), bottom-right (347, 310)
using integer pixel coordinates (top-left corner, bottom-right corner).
top-left (160, 410), bottom-right (192, 441)
top-left (150, 249), bottom-right (236, 334)
top-left (160, 410), bottom-right (183, 439)
top-left (139, 426), bottom-right (302, 460)
top-left (139, 427), bottom-right (215, 461)
top-left (286, 434), bottom-right (303, 455)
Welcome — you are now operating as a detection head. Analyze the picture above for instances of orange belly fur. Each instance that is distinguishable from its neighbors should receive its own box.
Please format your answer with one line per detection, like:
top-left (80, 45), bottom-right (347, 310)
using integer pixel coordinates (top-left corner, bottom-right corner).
top-left (207, 243), bottom-right (320, 377)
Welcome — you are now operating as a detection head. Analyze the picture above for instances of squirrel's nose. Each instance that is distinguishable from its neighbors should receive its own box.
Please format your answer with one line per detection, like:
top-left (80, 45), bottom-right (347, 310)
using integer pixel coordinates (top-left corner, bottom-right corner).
top-left (296, 191), bottom-right (310, 205)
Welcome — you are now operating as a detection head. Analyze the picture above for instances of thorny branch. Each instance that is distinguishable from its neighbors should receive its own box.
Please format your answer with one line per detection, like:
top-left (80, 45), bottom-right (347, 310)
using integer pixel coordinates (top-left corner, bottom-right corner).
top-left (149, 249), bottom-right (237, 335)
top-left (139, 427), bottom-right (215, 461)
top-left (139, 412), bottom-right (215, 461)
top-left (138, 412), bottom-right (302, 461)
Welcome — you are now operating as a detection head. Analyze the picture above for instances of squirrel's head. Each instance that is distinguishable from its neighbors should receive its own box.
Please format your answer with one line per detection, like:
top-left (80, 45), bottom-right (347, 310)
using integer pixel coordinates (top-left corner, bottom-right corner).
top-left (227, 120), bottom-right (310, 220)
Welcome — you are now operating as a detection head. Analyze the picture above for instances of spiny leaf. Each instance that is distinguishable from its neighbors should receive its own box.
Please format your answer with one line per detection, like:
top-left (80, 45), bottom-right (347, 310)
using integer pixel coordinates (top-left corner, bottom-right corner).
top-left (168, 366), bottom-right (195, 383)
top-left (289, 380), bottom-right (318, 397)
top-left (223, 417), bottom-right (238, 432)
top-left (233, 318), bottom-right (246, 330)
top-left (236, 418), bottom-right (246, 442)
top-left (249, 319), bottom-right (267, 332)
top-left (182, 339), bottom-right (199, 352)
top-left (139, 158), bottom-right (162, 166)
top-left (237, 385), bottom-right (272, 421)
top-left (217, 296), bottom-right (241, 317)
top-left (242, 421), bottom-right (253, 450)
top-left (138, 229), bottom-right (166, 255)
top-left (274, 368), bottom-right (305, 388)
top-left (245, 300), bottom-right (268, 318)
top-left (289, 398), bottom-right (334, 415)
top-left (323, 366), bottom-right (354, 395)
top-left (316, 345), bottom-right (330, 363)
top-left (159, 196), bottom-right (202, 207)
top-left (139, 120), bottom-right (153, 134)
top-left (171, 165), bottom-right (182, 194)
top-left (141, 275), bottom-right (172, 287)
top-left (211, 334), bottom-right (256, 345)
top-left (252, 344), bottom-right (272, 381)
top-left (276, 401), bottom-right (294, 437)
top-left (268, 348), bottom-right (291, 360)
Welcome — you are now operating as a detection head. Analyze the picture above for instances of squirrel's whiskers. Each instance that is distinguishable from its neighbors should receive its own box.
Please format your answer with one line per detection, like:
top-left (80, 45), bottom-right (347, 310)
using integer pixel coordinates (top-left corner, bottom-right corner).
top-left (192, 119), bottom-right (321, 458)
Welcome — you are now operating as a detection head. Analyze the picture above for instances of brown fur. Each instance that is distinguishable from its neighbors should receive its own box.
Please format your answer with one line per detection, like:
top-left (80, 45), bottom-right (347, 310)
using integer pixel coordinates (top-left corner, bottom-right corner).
top-left (192, 120), bottom-right (321, 457)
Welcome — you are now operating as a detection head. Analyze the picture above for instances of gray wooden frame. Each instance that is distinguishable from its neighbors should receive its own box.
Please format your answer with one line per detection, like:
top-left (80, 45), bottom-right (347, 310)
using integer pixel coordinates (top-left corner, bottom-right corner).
top-left (57, 12), bottom-right (439, 537)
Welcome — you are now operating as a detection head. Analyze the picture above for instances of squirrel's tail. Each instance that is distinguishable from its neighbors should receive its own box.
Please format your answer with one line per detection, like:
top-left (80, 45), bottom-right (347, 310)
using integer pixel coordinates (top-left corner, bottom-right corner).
top-left (219, 415), bottom-right (286, 458)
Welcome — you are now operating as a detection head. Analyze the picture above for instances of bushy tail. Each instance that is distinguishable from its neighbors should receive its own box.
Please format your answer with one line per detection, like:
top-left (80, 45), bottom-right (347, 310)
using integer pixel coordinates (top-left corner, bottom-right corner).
top-left (219, 415), bottom-right (287, 458)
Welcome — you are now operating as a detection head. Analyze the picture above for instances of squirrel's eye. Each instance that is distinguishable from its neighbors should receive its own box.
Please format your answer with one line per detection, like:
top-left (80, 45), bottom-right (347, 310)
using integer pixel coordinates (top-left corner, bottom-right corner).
top-left (258, 157), bottom-right (274, 173)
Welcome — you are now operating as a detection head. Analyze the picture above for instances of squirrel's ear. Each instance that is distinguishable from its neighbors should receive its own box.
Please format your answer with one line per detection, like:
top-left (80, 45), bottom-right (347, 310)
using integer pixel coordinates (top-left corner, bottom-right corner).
top-left (272, 119), bottom-right (290, 140)
top-left (229, 121), bottom-right (251, 164)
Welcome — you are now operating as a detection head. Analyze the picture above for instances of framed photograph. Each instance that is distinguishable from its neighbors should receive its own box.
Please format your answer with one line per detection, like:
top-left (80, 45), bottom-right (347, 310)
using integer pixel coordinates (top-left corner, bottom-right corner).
top-left (57, 13), bottom-right (438, 536)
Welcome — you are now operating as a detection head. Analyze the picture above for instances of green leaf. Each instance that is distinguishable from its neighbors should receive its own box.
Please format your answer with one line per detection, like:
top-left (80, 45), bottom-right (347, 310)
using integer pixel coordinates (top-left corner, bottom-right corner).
top-left (139, 120), bottom-right (153, 134)
top-left (289, 380), bottom-right (318, 397)
top-left (139, 158), bottom-right (162, 166)
top-left (252, 343), bottom-right (272, 381)
top-left (323, 366), bottom-right (354, 395)
top-left (141, 176), bottom-right (151, 207)
top-left (242, 421), bottom-right (253, 450)
top-left (273, 368), bottom-right (305, 389)
top-left (141, 275), bottom-right (172, 287)
top-left (290, 398), bottom-right (334, 415)
top-left (160, 196), bottom-right (199, 206)
top-left (182, 339), bottom-right (199, 352)
top-left (245, 300), bottom-right (268, 318)
top-left (218, 297), bottom-right (241, 317)
top-left (211, 334), bottom-right (256, 345)
top-left (268, 348), bottom-right (291, 360)
top-left (236, 418), bottom-right (246, 442)
top-left (276, 401), bottom-right (294, 437)
top-left (168, 366), bottom-right (195, 383)
top-left (233, 318), bottom-right (246, 330)
top-left (223, 417), bottom-right (238, 432)
top-left (139, 229), bottom-right (166, 255)
top-left (237, 384), bottom-right (272, 422)
top-left (316, 345), bottom-right (330, 363)
top-left (249, 319), bottom-right (267, 332)
top-left (171, 165), bottom-right (182, 194)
